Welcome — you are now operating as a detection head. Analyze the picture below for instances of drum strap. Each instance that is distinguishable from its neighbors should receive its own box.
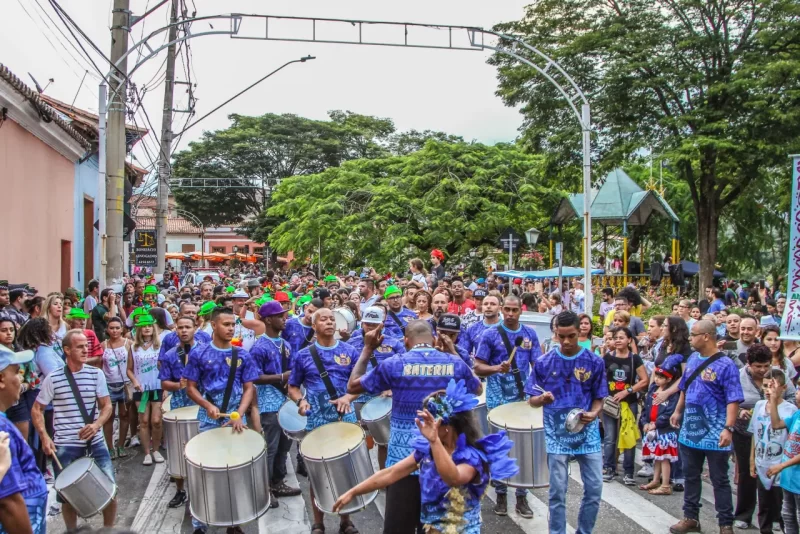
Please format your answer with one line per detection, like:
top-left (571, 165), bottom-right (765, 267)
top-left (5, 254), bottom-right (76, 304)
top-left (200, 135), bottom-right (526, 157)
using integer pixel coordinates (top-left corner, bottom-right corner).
top-left (388, 311), bottom-right (406, 334)
top-left (498, 328), bottom-right (524, 400)
top-left (205, 347), bottom-right (238, 413)
top-left (177, 344), bottom-right (190, 367)
top-left (63, 366), bottom-right (97, 449)
top-left (309, 345), bottom-right (339, 401)
top-left (684, 352), bottom-right (724, 390)
top-left (279, 342), bottom-right (290, 394)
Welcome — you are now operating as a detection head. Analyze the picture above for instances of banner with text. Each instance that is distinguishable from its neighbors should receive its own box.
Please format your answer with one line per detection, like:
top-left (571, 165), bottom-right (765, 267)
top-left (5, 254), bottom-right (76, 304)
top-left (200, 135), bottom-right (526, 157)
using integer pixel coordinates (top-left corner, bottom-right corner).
top-left (781, 155), bottom-right (800, 340)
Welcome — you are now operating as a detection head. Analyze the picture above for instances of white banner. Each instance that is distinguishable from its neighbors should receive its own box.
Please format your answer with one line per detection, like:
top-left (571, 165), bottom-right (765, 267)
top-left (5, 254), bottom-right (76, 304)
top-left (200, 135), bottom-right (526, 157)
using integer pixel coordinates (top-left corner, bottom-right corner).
top-left (781, 155), bottom-right (800, 340)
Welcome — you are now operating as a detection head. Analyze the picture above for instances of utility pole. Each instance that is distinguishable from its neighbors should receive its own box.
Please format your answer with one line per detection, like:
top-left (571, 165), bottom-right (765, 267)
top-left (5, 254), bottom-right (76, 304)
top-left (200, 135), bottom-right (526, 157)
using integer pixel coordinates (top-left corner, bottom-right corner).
top-left (156, 0), bottom-right (178, 275)
top-left (105, 0), bottom-right (130, 284)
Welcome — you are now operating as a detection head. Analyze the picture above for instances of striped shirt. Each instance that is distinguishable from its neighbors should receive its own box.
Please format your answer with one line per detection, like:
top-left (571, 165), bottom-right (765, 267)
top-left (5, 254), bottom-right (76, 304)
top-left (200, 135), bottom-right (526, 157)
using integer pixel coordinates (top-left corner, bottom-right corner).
top-left (36, 366), bottom-right (109, 447)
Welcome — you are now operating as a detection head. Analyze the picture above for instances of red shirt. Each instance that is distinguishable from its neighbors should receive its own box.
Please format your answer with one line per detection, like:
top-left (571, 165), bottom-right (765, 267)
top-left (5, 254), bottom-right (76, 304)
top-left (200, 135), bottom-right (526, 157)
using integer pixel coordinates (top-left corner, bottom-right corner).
top-left (84, 329), bottom-right (103, 359)
top-left (447, 299), bottom-right (476, 316)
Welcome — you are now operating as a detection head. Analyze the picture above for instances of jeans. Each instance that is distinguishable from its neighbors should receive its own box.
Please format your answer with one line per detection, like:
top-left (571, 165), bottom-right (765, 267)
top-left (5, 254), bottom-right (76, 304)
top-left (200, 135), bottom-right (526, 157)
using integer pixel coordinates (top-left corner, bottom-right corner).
top-left (493, 480), bottom-right (527, 497)
top-left (680, 444), bottom-right (734, 526)
top-left (784, 488), bottom-right (800, 534)
top-left (602, 403), bottom-right (638, 477)
top-left (757, 478), bottom-right (783, 534)
top-left (261, 411), bottom-right (292, 484)
top-left (733, 431), bottom-right (757, 525)
top-left (54, 441), bottom-right (115, 504)
top-left (671, 446), bottom-right (684, 484)
top-left (548, 452), bottom-right (603, 534)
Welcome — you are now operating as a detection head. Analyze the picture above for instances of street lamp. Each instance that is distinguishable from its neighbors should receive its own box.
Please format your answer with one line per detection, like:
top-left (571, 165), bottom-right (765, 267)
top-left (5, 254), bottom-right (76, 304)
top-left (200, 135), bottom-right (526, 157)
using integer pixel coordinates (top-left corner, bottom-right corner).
top-left (525, 228), bottom-right (541, 246)
top-left (233, 246), bottom-right (239, 254)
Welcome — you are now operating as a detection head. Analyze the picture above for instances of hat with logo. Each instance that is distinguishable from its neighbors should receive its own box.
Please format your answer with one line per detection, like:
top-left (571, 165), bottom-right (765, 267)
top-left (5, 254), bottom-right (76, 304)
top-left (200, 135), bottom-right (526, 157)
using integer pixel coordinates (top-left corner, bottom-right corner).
top-left (437, 313), bottom-right (461, 333)
top-left (473, 289), bottom-right (487, 299)
top-left (384, 285), bottom-right (402, 299)
top-left (198, 301), bottom-right (217, 317)
top-left (0, 345), bottom-right (34, 372)
top-left (259, 301), bottom-right (285, 318)
top-left (362, 306), bottom-right (386, 325)
top-left (65, 308), bottom-right (90, 321)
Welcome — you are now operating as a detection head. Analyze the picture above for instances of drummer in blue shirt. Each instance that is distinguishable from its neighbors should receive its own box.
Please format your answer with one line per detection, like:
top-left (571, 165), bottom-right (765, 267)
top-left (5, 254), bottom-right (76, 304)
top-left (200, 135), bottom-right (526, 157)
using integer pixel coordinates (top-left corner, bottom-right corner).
top-left (461, 293), bottom-right (502, 358)
top-left (474, 294), bottom-right (540, 518)
top-left (282, 298), bottom-right (320, 355)
top-left (287, 307), bottom-right (360, 534)
top-left (382, 285), bottom-right (418, 339)
top-left (0, 345), bottom-right (47, 534)
top-left (158, 302), bottom-right (210, 360)
top-left (525, 311), bottom-right (608, 534)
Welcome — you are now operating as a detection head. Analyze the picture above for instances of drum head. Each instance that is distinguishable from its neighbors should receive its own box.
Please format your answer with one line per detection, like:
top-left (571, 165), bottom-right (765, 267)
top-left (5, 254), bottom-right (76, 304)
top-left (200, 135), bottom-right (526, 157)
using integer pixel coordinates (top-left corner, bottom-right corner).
top-left (278, 400), bottom-right (307, 432)
top-left (184, 428), bottom-right (265, 469)
top-left (162, 395), bottom-right (172, 412)
top-left (487, 401), bottom-right (544, 430)
top-left (301, 422), bottom-right (364, 460)
top-left (163, 405), bottom-right (199, 422)
top-left (54, 457), bottom-right (94, 490)
top-left (360, 396), bottom-right (391, 422)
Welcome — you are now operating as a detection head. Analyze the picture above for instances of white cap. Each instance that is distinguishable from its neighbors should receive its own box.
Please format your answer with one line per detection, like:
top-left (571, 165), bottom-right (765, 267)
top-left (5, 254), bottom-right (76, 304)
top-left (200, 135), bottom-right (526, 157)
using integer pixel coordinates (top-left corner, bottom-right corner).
top-left (362, 306), bottom-right (386, 324)
top-left (231, 290), bottom-right (249, 299)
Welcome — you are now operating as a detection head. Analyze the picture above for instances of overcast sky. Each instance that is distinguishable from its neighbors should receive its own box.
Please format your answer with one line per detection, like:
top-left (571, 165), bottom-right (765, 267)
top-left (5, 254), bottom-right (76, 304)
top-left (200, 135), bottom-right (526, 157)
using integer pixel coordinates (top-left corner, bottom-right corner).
top-left (3, 0), bottom-right (531, 178)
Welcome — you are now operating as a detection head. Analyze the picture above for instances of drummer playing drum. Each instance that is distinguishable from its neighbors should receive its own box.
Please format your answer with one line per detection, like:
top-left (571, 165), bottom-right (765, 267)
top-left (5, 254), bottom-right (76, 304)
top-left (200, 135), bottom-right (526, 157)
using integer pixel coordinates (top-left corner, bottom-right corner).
top-left (525, 311), bottom-right (608, 534)
top-left (183, 307), bottom-right (259, 534)
top-left (287, 308), bottom-right (360, 534)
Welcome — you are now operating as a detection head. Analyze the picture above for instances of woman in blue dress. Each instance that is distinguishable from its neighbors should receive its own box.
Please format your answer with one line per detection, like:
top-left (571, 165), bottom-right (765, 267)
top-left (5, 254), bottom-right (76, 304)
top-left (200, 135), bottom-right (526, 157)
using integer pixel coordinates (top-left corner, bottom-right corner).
top-left (333, 379), bottom-right (518, 533)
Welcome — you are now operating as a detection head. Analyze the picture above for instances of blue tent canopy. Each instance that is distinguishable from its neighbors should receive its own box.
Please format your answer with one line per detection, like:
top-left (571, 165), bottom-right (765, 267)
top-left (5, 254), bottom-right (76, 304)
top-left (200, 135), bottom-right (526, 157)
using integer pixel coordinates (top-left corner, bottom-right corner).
top-left (494, 267), bottom-right (605, 280)
top-left (680, 260), bottom-right (724, 278)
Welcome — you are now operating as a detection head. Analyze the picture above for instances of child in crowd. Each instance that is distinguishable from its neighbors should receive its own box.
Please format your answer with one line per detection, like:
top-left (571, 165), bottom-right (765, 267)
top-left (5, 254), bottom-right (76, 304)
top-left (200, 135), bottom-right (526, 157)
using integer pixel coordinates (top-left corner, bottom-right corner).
top-left (751, 369), bottom-right (797, 534)
top-left (767, 374), bottom-right (800, 533)
top-left (639, 355), bottom-right (682, 495)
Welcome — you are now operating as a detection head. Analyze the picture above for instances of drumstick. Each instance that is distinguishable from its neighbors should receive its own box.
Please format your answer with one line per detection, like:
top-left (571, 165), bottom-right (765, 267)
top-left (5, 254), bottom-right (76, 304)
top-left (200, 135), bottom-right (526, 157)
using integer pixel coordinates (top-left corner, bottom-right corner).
top-left (505, 338), bottom-right (524, 366)
top-left (217, 411), bottom-right (241, 421)
top-left (50, 453), bottom-right (63, 471)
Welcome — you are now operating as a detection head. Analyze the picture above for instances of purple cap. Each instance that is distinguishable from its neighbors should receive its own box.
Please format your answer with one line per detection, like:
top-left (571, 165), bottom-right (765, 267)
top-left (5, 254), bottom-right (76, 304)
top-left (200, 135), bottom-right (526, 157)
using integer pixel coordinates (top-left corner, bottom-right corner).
top-left (259, 301), bottom-right (285, 318)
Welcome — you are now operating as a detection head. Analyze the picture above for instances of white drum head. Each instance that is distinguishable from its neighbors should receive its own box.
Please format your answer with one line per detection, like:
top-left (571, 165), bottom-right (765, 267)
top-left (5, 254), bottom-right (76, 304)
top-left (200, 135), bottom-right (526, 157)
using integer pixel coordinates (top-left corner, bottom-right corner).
top-left (278, 400), bottom-right (307, 432)
top-left (163, 405), bottom-right (199, 422)
top-left (184, 428), bottom-right (265, 468)
top-left (301, 422), bottom-right (364, 460)
top-left (54, 457), bottom-right (94, 490)
top-left (162, 395), bottom-right (172, 412)
top-left (360, 396), bottom-right (391, 422)
top-left (487, 401), bottom-right (544, 430)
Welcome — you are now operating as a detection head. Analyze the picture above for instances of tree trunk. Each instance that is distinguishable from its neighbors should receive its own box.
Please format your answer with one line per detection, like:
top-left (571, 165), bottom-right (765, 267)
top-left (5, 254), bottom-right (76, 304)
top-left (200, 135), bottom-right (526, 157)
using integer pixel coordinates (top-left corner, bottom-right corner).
top-left (696, 196), bottom-right (719, 300)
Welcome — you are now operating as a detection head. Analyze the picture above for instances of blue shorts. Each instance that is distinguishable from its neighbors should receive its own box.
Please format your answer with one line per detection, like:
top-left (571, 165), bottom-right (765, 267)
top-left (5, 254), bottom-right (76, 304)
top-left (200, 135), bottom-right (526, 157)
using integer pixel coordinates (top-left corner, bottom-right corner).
top-left (54, 441), bottom-right (115, 504)
top-left (107, 381), bottom-right (127, 404)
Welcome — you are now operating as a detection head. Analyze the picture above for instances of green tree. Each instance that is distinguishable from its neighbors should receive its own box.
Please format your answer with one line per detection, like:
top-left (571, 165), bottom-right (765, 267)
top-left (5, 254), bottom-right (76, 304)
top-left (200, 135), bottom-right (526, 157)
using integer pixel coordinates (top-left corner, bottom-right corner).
top-left (490, 0), bottom-right (800, 295)
top-left (266, 141), bottom-right (558, 272)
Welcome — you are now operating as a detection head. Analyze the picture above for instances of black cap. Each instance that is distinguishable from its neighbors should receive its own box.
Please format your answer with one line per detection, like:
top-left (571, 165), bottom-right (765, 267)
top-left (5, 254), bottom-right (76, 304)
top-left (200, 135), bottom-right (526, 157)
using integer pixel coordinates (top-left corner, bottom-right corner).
top-left (473, 289), bottom-right (487, 299)
top-left (313, 288), bottom-right (331, 300)
top-left (437, 313), bottom-right (461, 332)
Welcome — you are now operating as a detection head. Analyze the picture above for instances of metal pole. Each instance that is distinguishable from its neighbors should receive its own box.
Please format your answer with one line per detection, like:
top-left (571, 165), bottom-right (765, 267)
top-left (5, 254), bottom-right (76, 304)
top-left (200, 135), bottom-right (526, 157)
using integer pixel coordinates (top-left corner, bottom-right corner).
top-left (508, 240), bottom-right (513, 270)
top-left (106, 0), bottom-right (130, 284)
top-left (318, 235), bottom-right (321, 278)
top-left (582, 104), bottom-right (593, 317)
top-left (98, 83), bottom-right (108, 289)
top-left (156, 0), bottom-right (178, 275)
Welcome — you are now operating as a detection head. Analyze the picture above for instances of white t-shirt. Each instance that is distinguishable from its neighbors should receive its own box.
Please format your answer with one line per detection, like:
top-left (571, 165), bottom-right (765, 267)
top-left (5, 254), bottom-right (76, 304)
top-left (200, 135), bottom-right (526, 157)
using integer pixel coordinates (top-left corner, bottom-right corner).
top-left (412, 273), bottom-right (428, 290)
top-left (37, 365), bottom-right (109, 447)
top-left (83, 295), bottom-right (98, 314)
top-left (749, 399), bottom-right (798, 488)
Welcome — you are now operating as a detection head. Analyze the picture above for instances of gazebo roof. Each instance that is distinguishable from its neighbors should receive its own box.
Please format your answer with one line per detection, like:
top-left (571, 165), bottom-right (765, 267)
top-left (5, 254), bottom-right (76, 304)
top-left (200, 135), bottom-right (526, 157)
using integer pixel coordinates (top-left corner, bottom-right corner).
top-left (550, 168), bottom-right (679, 226)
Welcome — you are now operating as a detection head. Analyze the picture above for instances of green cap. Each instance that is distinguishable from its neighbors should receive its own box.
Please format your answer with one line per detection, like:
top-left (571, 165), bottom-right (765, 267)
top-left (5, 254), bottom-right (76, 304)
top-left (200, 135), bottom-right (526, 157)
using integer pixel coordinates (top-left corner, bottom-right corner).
top-left (129, 307), bottom-right (148, 320)
top-left (255, 296), bottom-right (273, 306)
top-left (384, 285), bottom-right (402, 299)
top-left (324, 275), bottom-right (338, 283)
top-left (297, 295), bottom-right (312, 307)
top-left (65, 308), bottom-right (90, 320)
top-left (135, 313), bottom-right (155, 327)
top-left (198, 301), bottom-right (217, 317)
top-left (143, 285), bottom-right (159, 295)
top-left (225, 286), bottom-right (235, 293)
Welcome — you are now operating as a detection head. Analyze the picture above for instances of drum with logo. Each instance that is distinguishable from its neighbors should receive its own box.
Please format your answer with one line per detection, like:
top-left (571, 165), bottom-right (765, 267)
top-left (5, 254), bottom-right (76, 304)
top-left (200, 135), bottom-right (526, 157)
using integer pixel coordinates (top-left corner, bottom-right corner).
top-left (487, 401), bottom-right (547, 488)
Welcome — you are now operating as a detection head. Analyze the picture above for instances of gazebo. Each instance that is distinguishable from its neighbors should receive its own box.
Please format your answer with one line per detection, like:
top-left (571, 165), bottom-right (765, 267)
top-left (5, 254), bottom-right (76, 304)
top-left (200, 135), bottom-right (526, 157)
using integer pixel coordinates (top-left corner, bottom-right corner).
top-left (549, 168), bottom-right (680, 287)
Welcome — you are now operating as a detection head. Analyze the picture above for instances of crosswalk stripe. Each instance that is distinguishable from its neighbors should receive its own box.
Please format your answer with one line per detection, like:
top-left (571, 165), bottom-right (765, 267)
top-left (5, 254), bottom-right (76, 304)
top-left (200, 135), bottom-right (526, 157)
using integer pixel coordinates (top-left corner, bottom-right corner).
top-left (368, 447), bottom-right (386, 518)
top-left (483, 486), bottom-right (574, 534)
top-left (261, 446), bottom-right (311, 533)
top-left (571, 462), bottom-right (679, 532)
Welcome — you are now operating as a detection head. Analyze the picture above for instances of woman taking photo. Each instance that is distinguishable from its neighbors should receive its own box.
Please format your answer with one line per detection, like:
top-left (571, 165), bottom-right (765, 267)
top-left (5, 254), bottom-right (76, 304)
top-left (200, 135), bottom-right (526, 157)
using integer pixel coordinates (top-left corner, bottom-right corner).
top-left (762, 325), bottom-right (798, 383)
top-left (102, 317), bottom-right (132, 459)
top-left (414, 290), bottom-right (434, 321)
top-left (127, 314), bottom-right (164, 466)
top-left (601, 326), bottom-right (648, 485)
top-left (42, 294), bottom-right (67, 359)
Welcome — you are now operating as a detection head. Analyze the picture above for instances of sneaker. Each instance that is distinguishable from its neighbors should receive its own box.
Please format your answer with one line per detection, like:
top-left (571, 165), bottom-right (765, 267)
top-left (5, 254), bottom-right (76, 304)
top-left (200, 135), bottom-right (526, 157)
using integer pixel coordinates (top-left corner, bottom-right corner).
top-left (143, 454), bottom-right (153, 466)
top-left (43, 468), bottom-right (54, 483)
top-left (602, 468), bottom-right (616, 482)
top-left (637, 464), bottom-right (654, 477)
top-left (272, 480), bottom-right (301, 497)
top-left (152, 451), bottom-right (165, 463)
top-left (774, 522), bottom-right (782, 531)
top-left (673, 483), bottom-right (685, 492)
top-left (48, 503), bottom-right (61, 517)
top-left (623, 475), bottom-right (636, 486)
top-left (130, 435), bottom-right (141, 447)
top-left (493, 493), bottom-right (507, 516)
top-left (110, 448), bottom-right (117, 460)
top-left (168, 489), bottom-right (187, 508)
top-left (296, 456), bottom-right (308, 477)
top-left (669, 518), bottom-right (701, 534)
top-left (515, 495), bottom-right (533, 519)
top-left (116, 446), bottom-right (128, 458)
top-left (270, 492), bottom-right (279, 509)
top-left (733, 521), bottom-right (750, 529)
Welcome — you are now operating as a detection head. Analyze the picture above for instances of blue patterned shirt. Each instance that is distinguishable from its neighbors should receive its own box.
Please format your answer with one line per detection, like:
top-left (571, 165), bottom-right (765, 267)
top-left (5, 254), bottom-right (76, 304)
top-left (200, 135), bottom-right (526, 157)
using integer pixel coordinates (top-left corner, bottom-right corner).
top-left (383, 307), bottom-right (418, 339)
top-left (158, 342), bottom-right (202, 409)
top-left (524, 348), bottom-right (608, 455)
top-left (0, 413), bottom-right (46, 534)
top-left (360, 347), bottom-right (480, 467)
top-left (462, 320), bottom-right (500, 358)
top-left (282, 316), bottom-right (315, 355)
top-left (348, 330), bottom-right (406, 403)
top-left (159, 330), bottom-right (211, 360)
top-left (475, 323), bottom-right (540, 410)
top-left (678, 352), bottom-right (744, 451)
top-left (250, 335), bottom-right (292, 414)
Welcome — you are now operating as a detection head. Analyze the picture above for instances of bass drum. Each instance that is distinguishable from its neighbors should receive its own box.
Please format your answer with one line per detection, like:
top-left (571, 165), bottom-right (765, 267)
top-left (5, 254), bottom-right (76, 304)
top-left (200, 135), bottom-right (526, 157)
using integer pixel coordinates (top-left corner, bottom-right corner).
top-left (185, 428), bottom-right (271, 527)
top-left (300, 422), bottom-right (377, 514)
top-left (54, 457), bottom-right (117, 518)
top-left (333, 307), bottom-right (357, 339)
top-left (487, 401), bottom-right (548, 488)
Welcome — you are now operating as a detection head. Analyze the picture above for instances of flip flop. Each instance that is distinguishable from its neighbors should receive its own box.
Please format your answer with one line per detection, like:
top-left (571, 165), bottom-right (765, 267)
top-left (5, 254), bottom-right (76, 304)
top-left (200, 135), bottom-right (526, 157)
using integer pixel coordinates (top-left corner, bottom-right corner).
top-left (311, 524), bottom-right (325, 534)
top-left (339, 520), bottom-right (358, 534)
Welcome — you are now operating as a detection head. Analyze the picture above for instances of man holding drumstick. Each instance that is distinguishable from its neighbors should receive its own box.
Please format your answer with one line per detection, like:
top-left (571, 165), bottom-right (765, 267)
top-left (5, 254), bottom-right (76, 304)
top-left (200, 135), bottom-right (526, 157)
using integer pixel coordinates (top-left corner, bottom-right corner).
top-left (525, 311), bottom-right (608, 534)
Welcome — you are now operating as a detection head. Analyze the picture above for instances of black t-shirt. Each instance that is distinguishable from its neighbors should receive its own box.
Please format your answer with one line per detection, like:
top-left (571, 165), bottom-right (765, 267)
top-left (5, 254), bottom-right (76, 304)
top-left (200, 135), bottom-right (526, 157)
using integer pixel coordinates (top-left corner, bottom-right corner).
top-left (91, 304), bottom-right (109, 342)
top-left (604, 352), bottom-right (644, 403)
top-left (432, 264), bottom-right (445, 281)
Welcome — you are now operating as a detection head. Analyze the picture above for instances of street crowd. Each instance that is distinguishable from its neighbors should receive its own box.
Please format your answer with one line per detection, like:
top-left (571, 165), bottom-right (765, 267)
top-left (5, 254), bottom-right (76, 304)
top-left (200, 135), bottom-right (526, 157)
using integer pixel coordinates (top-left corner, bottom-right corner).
top-left (0, 248), bottom-right (796, 534)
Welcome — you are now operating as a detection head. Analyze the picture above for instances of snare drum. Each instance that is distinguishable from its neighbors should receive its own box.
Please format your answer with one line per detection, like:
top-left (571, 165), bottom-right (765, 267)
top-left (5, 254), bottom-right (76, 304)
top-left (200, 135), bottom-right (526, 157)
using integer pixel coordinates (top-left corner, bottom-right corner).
top-left (163, 405), bottom-right (200, 478)
top-left (278, 399), bottom-right (307, 441)
top-left (472, 388), bottom-right (489, 436)
top-left (185, 428), bottom-right (271, 527)
top-left (54, 456), bottom-right (117, 518)
top-left (359, 396), bottom-right (392, 446)
top-left (487, 401), bottom-right (547, 488)
top-left (300, 422), bottom-right (377, 514)
top-left (333, 307), bottom-right (357, 339)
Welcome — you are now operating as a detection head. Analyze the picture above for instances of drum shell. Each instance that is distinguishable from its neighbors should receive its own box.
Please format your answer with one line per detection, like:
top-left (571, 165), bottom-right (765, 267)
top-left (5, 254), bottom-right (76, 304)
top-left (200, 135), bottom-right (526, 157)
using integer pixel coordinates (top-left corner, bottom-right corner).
top-left (278, 399), bottom-right (307, 441)
top-left (55, 457), bottom-right (117, 518)
top-left (488, 409), bottom-right (549, 488)
top-left (333, 308), bottom-right (357, 339)
top-left (360, 397), bottom-right (391, 446)
top-left (185, 436), bottom-right (271, 526)
top-left (164, 414), bottom-right (199, 478)
top-left (473, 401), bottom-right (490, 437)
top-left (301, 423), bottom-right (377, 515)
